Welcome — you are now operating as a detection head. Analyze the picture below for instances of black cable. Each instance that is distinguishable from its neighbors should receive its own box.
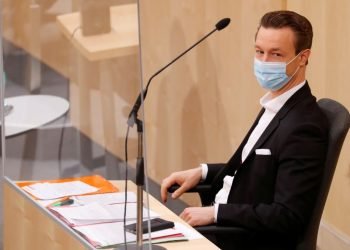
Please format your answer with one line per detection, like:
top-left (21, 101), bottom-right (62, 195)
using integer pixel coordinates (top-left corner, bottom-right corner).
top-left (123, 125), bottom-right (130, 249)
top-left (57, 112), bottom-right (68, 175)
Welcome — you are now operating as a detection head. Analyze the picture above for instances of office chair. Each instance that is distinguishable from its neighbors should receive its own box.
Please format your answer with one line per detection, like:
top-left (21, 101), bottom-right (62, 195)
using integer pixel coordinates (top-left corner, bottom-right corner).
top-left (169, 98), bottom-right (350, 250)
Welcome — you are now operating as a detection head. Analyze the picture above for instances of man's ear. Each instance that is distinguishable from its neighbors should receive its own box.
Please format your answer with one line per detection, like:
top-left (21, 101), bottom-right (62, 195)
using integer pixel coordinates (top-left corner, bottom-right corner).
top-left (300, 49), bottom-right (311, 66)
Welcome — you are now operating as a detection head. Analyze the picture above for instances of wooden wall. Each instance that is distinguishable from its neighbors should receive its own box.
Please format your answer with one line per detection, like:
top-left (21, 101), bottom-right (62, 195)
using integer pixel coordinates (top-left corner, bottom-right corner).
top-left (287, 0), bottom-right (350, 238)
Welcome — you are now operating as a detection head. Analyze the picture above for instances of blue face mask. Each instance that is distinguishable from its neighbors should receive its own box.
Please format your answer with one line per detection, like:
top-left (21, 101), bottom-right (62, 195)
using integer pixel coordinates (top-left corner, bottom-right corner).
top-left (254, 53), bottom-right (301, 91)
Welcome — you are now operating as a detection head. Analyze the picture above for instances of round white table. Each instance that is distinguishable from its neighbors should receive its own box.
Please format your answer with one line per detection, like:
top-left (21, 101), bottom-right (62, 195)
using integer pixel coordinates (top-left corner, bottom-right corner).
top-left (3, 95), bottom-right (70, 137)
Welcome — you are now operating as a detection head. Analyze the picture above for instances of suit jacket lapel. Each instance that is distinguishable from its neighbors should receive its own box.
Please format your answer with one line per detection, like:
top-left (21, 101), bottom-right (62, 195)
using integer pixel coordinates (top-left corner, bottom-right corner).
top-left (243, 82), bottom-right (313, 161)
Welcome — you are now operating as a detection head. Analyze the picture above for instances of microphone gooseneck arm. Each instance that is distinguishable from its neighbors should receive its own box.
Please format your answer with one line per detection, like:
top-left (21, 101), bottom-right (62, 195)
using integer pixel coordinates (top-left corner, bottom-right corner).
top-left (127, 18), bottom-right (231, 127)
top-left (122, 17), bottom-right (230, 250)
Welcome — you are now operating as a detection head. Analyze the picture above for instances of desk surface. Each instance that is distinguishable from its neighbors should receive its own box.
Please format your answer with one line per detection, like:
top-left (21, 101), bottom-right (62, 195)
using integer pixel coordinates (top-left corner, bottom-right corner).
top-left (4, 178), bottom-right (219, 250)
top-left (4, 95), bottom-right (69, 137)
top-left (56, 3), bottom-right (139, 61)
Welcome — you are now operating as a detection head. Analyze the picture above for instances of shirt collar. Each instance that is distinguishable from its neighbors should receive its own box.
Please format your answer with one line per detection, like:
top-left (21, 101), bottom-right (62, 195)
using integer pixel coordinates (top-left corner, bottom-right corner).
top-left (260, 81), bottom-right (306, 113)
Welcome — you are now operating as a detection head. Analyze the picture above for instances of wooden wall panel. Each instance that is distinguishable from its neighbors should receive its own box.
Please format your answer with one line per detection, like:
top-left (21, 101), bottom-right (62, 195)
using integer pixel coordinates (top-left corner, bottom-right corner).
top-left (288, 0), bottom-right (350, 238)
top-left (2, 0), bottom-right (72, 77)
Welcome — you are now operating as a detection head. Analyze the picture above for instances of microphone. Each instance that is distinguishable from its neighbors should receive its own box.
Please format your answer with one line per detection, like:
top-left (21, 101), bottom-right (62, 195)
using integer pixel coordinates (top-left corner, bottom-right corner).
top-left (127, 18), bottom-right (231, 127)
top-left (216, 18), bottom-right (231, 30)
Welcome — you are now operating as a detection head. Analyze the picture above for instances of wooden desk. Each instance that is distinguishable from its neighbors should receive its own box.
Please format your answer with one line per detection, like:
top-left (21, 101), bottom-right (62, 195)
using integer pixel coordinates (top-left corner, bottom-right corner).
top-left (56, 3), bottom-right (139, 61)
top-left (3, 177), bottom-right (219, 250)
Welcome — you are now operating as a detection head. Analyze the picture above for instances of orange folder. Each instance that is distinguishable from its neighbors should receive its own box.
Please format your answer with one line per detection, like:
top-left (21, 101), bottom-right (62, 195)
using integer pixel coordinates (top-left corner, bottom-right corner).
top-left (17, 175), bottom-right (119, 199)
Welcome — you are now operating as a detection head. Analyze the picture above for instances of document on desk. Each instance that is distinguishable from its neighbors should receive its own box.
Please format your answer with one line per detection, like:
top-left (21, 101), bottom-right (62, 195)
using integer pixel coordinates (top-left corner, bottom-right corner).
top-left (49, 202), bottom-right (159, 226)
top-left (72, 192), bottom-right (137, 205)
top-left (22, 181), bottom-right (99, 200)
top-left (174, 222), bottom-right (203, 240)
top-left (73, 221), bottom-right (187, 248)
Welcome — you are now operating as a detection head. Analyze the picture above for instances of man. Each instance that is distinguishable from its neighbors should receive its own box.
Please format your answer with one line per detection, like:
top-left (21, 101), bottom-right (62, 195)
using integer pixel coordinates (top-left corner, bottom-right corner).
top-left (160, 10), bottom-right (329, 250)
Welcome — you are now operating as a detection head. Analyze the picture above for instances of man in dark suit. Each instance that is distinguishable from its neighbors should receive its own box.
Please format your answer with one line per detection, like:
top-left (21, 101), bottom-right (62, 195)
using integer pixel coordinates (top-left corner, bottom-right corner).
top-left (160, 10), bottom-right (329, 250)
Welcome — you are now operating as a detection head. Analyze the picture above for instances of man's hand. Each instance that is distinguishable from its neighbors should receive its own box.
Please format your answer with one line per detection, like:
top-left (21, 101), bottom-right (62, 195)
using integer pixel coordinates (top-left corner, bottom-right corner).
top-left (180, 206), bottom-right (215, 227)
top-left (160, 167), bottom-right (202, 203)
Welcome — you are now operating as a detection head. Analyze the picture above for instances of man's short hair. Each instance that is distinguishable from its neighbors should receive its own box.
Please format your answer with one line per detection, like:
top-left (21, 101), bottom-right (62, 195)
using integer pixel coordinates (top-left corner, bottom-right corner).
top-left (256, 10), bottom-right (313, 54)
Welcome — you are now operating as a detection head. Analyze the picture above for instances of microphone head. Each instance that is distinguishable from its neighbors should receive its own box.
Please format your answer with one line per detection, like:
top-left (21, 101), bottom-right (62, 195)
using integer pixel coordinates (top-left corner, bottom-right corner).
top-left (216, 18), bottom-right (231, 31)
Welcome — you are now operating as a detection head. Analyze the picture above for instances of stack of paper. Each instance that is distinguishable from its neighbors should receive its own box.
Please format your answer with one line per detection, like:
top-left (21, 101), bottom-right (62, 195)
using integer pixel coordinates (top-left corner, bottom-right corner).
top-left (49, 202), bottom-right (159, 226)
top-left (22, 181), bottom-right (99, 200)
top-left (71, 192), bottom-right (137, 205)
top-left (73, 221), bottom-right (187, 248)
top-left (18, 175), bottom-right (118, 200)
top-left (48, 200), bottom-right (188, 248)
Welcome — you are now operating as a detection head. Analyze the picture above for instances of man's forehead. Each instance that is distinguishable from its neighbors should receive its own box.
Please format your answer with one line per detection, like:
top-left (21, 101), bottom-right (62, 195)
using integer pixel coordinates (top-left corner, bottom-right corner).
top-left (255, 27), bottom-right (295, 51)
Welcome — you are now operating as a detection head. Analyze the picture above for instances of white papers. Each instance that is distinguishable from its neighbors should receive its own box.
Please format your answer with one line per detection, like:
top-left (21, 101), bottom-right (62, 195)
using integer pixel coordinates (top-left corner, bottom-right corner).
top-left (50, 202), bottom-right (159, 226)
top-left (74, 222), bottom-right (135, 247)
top-left (174, 222), bottom-right (203, 240)
top-left (23, 181), bottom-right (99, 199)
top-left (42, 191), bottom-right (191, 248)
top-left (72, 192), bottom-right (137, 205)
top-left (73, 221), bottom-right (186, 248)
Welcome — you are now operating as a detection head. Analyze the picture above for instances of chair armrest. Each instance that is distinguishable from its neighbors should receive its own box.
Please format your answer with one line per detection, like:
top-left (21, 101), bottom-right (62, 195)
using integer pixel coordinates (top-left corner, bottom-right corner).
top-left (168, 184), bottom-right (214, 206)
top-left (195, 225), bottom-right (250, 235)
top-left (168, 184), bottom-right (212, 193)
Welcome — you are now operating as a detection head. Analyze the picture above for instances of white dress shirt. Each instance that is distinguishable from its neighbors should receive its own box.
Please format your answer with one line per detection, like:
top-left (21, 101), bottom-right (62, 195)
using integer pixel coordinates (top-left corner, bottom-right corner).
top-left (201, 81), bottom-right (306, 221)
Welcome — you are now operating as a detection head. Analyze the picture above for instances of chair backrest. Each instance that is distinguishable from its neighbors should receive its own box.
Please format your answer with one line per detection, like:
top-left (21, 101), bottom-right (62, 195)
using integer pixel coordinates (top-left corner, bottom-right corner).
top-left (296, 98), bottom-right (350, 250)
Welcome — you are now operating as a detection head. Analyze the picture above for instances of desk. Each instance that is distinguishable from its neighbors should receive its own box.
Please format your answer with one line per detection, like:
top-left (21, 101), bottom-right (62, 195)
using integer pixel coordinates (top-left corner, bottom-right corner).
top-left (3, 178), bottom-right (219, 250)
top-left (56, 3), bottom-right (139, 61)
top-left (4, 95), bottom-right (69, 137)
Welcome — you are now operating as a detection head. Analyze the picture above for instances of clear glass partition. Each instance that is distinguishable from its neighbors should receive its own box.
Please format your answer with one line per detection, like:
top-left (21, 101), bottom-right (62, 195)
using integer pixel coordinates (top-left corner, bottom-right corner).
top-left (1, 0), bottom-right (140, 182)
top-left (0, 0), bottom-right (150, 249)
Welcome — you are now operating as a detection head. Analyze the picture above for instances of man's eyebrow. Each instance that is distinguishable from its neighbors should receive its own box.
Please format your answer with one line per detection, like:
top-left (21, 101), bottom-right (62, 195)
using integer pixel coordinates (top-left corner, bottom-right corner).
top-left (270, 48), bottom-right (283, 52)
top-left (254, 46), bottom-right (284, 52)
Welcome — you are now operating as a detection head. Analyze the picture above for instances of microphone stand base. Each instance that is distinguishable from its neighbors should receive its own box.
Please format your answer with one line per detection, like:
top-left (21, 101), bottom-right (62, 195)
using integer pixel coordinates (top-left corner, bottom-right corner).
top-left (116, 243), bottom-right (167, 250)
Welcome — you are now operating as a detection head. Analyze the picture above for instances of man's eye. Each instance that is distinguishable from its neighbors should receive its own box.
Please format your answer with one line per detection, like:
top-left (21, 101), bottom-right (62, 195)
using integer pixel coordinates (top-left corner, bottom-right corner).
top-left (255, 50), bottom-right (264, 55)
top-left (272, 53), bottom-right (282, 57)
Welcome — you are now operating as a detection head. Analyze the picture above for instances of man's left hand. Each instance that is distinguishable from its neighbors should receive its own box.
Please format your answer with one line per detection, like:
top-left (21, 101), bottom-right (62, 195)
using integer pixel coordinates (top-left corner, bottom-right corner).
top-left (179, 206), bottom-right (215, 226)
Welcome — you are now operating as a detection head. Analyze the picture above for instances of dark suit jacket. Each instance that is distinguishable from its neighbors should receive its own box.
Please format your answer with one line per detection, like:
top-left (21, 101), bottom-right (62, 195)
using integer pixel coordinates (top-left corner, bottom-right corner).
top-left (203, 83), bottom-right (329, 249)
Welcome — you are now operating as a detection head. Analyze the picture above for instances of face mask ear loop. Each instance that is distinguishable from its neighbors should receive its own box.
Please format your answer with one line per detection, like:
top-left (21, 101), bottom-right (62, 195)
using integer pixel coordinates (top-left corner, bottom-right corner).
top-left (288, 65), bottom-right (300, 80)
top-left (286, 49), bottom-right (306, 80)
top-left (287, 49), bottom-right (310, 66)
top-left (287, 51), bottom-right (301, 66)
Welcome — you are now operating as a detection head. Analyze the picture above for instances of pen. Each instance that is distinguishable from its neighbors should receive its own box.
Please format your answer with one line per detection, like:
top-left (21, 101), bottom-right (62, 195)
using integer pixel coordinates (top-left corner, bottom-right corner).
top-left (51, 198), bottom-right (74, 207)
